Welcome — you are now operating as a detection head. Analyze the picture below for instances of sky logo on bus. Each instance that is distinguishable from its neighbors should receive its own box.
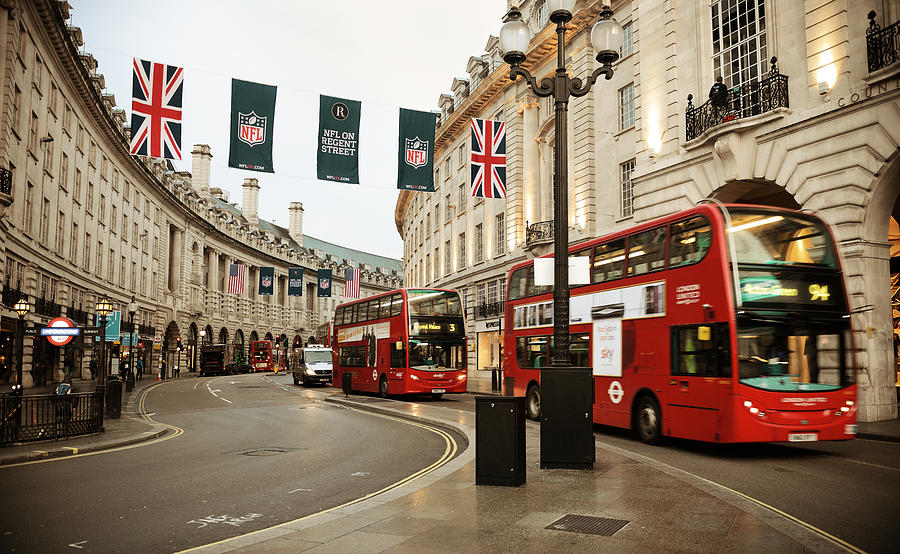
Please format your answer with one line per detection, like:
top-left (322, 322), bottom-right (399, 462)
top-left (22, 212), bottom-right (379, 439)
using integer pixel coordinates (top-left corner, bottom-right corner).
top-left (598, 346), bottom-right (613, 362)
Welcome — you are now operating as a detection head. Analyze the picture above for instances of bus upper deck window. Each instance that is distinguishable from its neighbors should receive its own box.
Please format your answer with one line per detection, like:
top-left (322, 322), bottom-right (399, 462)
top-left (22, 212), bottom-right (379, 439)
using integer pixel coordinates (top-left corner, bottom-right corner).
top-left (593, 239), bottom-right (626, 283)
top-left (669, 216), bottom-right (711, 268)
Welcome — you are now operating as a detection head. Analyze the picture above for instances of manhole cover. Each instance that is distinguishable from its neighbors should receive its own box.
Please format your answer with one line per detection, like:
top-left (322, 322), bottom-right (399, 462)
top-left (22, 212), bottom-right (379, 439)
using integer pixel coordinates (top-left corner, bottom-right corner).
top-left (546, 514), bottom-right (630, 536)
top-left (240, 448), bottom-right (287, 456)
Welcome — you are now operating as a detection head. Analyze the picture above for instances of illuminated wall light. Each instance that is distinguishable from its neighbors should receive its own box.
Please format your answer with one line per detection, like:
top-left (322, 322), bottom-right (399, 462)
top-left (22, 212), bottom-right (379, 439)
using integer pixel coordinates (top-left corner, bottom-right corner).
top-left (816, 49), bottom-right (838, 95)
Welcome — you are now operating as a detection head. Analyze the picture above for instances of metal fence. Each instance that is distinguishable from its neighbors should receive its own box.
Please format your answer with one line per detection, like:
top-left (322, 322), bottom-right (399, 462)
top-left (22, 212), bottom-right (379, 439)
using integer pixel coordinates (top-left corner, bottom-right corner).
top-left (0, 392), bottom-right (105, 446)
top-left (685, 57), bottom-right (789, 142)
top-left (867, 11), bottom-right (899, 73)
top-left (526, 221), bottom-right (554, 247)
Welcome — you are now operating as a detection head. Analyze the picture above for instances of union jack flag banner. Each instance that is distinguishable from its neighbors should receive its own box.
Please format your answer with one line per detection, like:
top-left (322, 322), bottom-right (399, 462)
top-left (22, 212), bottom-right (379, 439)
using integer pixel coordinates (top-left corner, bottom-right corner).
top-left (130, 58), bottom-right (184, 160)
top-left (470, 118), bottom-right (507, 199)
top-left (345, 268), bottom-right (361, 298)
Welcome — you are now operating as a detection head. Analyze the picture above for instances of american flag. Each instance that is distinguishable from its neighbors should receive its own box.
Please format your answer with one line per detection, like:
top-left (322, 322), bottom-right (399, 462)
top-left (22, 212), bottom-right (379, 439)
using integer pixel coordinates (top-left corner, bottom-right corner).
top-left (130, 58), bottom-right (184, 160)
top-left (345, 268), bottom-right (360, 298)
top-left (227, 264), bottom-right (246, 295)
top-left (470, 118), bottom-right (506, 199)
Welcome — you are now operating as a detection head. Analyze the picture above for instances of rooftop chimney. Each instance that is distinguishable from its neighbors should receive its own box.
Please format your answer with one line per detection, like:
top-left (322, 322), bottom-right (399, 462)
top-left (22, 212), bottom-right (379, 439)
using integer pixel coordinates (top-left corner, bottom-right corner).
top-left (288, 202), bottom-right (304, 248)
top-left (191, 144), bottom-right (212, 198)
top-left (242, 178), bottom-right (259, 229)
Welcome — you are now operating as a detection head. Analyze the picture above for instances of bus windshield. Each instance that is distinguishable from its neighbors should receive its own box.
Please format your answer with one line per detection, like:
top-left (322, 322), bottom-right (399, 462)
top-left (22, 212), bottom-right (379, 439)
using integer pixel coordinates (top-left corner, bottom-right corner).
top-left (737, 318), bottom-right (855, 391)
top-left (727, 210), bottom-right (837, 268)
top-left (408, 339), bottom-right (465, 371)
top-left (407, 290), bottom-right (462, 316)
top-left (251, 345), bottom-right (270, 361)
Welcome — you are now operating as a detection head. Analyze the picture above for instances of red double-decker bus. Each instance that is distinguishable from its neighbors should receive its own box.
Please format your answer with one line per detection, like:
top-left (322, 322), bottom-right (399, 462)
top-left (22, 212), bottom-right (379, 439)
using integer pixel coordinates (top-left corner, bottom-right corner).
top-left (504, 203), bottom-right (858, 445)
top-left (249, 340), bottom-right (273, 372)
top-left (333, 289), bottom-right (467, 398)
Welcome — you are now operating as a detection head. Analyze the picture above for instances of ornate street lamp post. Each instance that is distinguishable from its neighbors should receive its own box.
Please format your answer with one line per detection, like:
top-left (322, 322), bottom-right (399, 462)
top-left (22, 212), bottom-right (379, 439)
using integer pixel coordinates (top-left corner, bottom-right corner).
top-left (95, 296), bottom-right (114, 390)
top-left (13, 298), bottom-right (32, 394)
top-left (500, 1), bottom-right (622, 468)
top-left (126, 296), bottom-right (138, 391)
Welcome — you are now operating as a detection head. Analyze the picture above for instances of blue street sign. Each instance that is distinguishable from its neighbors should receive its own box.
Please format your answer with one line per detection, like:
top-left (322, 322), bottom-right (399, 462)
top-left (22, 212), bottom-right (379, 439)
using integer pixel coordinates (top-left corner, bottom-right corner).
top-left (120, 332), bottom-right (138, 346)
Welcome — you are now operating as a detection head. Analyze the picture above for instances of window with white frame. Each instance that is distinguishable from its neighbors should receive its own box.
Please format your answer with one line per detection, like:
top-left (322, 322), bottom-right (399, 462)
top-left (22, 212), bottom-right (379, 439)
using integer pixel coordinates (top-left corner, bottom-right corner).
top-left (474, 223), bottom-right (484, 263)
top-left (458, 232), bottom-right (466, 269)
top-left (495, 213), bottom-right (505, 256)
top-left (444, 240), bottom-right (451, 275)
top-left (499, 277), bottom-right (506, 303)
top-left (458, 183), bottom-right (466, 214)
top-left (487, 280), bottom-right (497, 304)
top-left (621, 21), bottom-right (633, 57)
top-left (445, 194), bottom-right (452, 221)
top-left (619, 83), bottom-right (635, 130)
top-left (710, 0), bottom-right (768, 89)
top-left (620, 159), bottom-right (635, 218)
top-left (476, 282), bottom-right (486, 308)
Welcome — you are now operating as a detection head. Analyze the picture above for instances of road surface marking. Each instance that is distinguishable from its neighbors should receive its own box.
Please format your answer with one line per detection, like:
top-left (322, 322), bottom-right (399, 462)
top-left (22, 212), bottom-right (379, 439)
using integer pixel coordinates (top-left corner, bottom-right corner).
top-left (63, 447), bottom-right (78, 454)
top-left (179, 407), bottom-right (458, 553)
top-left (68, 540), bottom-right (86, 549)
top-left (288, 488), bottom-right (312, 494)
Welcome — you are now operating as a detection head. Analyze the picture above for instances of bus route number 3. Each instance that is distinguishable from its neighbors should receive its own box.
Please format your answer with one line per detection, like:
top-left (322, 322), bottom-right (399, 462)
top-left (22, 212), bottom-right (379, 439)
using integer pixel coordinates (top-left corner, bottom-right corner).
top-left (608, 381), bottom-right (624, 404)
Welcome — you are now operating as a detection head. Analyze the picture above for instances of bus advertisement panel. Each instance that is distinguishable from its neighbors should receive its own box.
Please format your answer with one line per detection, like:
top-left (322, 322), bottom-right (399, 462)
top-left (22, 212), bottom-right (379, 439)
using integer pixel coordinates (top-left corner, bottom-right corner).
top-left (503, 204), bottom-right (858, 445)
top-left (249, 340), bottom-right (273, 372)
top-left (333, 289), bottom-right (467, 398)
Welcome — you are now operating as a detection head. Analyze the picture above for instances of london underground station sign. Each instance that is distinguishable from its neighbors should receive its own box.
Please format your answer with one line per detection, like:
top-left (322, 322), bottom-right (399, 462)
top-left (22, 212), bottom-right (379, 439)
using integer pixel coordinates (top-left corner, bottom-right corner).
top-left (40, 317), bottom-right (80, 346)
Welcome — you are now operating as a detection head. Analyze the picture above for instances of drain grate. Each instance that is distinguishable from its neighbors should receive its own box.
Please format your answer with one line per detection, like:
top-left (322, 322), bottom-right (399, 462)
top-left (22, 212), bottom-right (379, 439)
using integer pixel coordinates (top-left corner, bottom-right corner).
top-left (546, 514), bottom-right (630, 536)
top-left (240, 448), bottom-right (287, 456)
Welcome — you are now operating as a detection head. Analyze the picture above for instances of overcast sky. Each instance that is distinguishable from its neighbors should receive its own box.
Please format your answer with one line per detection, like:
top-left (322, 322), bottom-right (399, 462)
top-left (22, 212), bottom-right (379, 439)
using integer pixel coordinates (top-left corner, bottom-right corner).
top-left (69, 0), bottom-right (509, 260)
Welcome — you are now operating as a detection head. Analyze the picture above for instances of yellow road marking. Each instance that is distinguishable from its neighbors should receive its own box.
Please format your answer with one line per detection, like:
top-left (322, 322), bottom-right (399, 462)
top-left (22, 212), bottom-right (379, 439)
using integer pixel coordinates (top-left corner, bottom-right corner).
top-left (178, 404), bottom-right (458, 553)
top-left (63, 447), bottom-right (78, 454)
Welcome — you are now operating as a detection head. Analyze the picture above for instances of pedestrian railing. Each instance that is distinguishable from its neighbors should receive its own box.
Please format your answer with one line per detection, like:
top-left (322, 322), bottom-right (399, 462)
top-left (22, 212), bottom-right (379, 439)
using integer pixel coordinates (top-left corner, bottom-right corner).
top-left (0, 392), bottom-right (104, 446)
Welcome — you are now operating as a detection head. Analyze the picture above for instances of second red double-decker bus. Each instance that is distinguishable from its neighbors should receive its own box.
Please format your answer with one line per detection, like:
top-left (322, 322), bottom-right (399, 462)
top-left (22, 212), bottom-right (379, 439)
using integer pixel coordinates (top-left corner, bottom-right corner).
top-left (333, 288), bottom-right (467, 398)
top-left (503, 202), bottom-right (858, 445)
top-left (249, 340), bottom-right (273, 372)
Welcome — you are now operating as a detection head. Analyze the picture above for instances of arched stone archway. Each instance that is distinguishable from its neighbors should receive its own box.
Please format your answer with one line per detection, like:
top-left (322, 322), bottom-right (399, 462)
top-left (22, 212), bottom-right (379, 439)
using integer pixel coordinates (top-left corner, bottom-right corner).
top-left (709, 179), bottom-right (800, 209)
top-left (163, 321), bottom-right (180, 379)
top-left (264, 332), bottom-right (273, 341)
top-left (234, 329), bottom-right (246, 363)
top-left (203, 324), bottom-right (214, 345)
top-left (249, 330), bottom-right (259, 343)
top-left (219, 327), bottom-right (229, 345)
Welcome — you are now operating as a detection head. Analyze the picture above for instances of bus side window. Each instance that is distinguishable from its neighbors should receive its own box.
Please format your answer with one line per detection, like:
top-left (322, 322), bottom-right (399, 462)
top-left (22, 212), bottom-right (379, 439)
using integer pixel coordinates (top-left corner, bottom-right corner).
top-left (390, 341), bottom-right (406, 367)
top-left (671, 323), bottom-right (730, 377)
top-left (593, 239), bottom-right (626, 283)
top-left (669, 216), bottom-right (712, 268)
top-left (390, 294), bottom-right (403, 317)
top-left (510, 267), bottom-right (529, 300)
top-left (628, 226), bottom-right (667, 277)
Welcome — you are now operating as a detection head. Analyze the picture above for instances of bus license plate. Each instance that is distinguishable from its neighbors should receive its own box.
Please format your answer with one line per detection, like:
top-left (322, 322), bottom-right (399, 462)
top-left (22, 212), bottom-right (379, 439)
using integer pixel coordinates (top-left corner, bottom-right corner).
top-left (788, 433), bottom-right (818, 442)
top-left (431, 388), bottom-right (445, 394)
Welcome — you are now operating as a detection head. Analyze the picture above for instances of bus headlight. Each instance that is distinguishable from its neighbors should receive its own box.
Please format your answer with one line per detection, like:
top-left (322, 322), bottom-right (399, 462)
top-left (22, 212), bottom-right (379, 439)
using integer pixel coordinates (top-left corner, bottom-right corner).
top-left (456, 374), bottom-right (467, 381)
top-left (410, 374), bottom-right (420, 381)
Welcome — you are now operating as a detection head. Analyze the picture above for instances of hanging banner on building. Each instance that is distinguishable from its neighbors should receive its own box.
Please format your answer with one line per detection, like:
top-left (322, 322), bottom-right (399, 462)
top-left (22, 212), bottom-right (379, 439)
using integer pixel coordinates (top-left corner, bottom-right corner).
top-left (288, 267), bottom-right (303, 296)
top-left (317, 269), bottom-right (333, 297)
top-left (258, 266), bottom-right (275, 295)
top-left (470, 118), bottom-right (507, 199)
top-left (229, 78), bottom-right (277, 173)
top-left (397, 108), bottom-right (437, 191)
top-left (317, 95), bottom-right (361, 184)
top-left (130, 58), bottom-right (183, 160)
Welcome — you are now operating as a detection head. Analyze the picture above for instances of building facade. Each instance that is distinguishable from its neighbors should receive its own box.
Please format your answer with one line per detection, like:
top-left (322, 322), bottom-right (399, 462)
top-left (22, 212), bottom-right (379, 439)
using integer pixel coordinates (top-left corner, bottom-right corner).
top-left (0, 0), bottom-right (401, 388)
top-left (396, 0), bottom-right (900, 422)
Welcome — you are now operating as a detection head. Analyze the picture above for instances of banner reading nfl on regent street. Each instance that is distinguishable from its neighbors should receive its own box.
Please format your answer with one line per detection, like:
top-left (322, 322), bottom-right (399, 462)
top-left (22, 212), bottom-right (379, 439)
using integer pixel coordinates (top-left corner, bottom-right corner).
top-left (317, 95), bottom-right (361, 184)
top-left (229, 79), bottom-right (277, 173)
top-left (258, 266), bottom-right (275, 295)
top-left (397, 108), bottom-right (437, 192)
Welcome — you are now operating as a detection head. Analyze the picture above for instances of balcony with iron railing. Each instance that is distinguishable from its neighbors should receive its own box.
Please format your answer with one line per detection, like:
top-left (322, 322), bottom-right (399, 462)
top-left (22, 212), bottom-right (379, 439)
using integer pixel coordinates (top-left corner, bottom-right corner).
top-left (477, 301), bottom-right (505, 319)
top-left (867, 11), bottom-right (900, 74)
top-left (525, 220), bottom-right (554, 249)
top-left (2, 281), bottom-right (25, 307)
top-left (685, 57), bottom-right (788, 142)
top-left (34, 294), bottom-right (61, 318)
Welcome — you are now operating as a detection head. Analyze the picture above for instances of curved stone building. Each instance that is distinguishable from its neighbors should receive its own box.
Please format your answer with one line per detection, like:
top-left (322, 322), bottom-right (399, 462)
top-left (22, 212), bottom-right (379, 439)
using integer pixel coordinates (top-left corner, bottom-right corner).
top-left (0, 0), bottom-right (401, 388)
top-left (396, 0), bottom-right (900, 422)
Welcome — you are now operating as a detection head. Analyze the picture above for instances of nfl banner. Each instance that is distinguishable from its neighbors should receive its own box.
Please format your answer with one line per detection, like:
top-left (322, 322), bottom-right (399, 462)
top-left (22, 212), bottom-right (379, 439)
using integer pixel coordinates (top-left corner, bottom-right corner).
top-left (397, 108), bottom-right (437, 191)
top-left (470, 118), bottom-right (507, 199)
top-left (130, 58), bottom-right (183, 160)
top-left (229, 78), bottom-right (277, 173)
top-left (258, 266), bottom-right (275, 295)
top-left (317, 95), bottom-right (361, 184)
top-left (288, 267), bottom-right (303, 296)
top-left (317, 269), bottom-right (333, 297)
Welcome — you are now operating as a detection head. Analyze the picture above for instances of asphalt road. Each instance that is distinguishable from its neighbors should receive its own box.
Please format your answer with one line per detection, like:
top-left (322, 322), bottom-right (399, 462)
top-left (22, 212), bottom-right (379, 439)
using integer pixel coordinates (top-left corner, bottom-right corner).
top-left (0, 374), bottom-right (465, 553)
top-left (431, 393), bottom-right (900, 553)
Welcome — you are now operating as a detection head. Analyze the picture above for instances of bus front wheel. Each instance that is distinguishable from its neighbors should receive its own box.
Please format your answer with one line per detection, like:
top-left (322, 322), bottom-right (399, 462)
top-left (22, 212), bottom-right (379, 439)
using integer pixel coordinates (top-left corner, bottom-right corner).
top-left (378, 375), bottom-right (389, 398)
top-left (636, 395), bottom-right (662, 445)
top-left (526, 385), bottom-right (541, 421)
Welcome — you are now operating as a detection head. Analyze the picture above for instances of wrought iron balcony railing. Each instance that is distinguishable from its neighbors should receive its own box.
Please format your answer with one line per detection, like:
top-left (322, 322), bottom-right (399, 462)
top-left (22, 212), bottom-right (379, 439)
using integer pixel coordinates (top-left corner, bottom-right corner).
top-left (867, 11), bottom-right (900, 73)
top-left (526, 220), bottom-right (553, 248)
top-left (477, 301), bottom-right (505, 319)
top-left (0, 167), bottom-right (11, 195)
top-left (139, 324), bottom-right (156, 337)
top-left (2, 282), bottom-right (24, 307)
top-left (68, 305), bottom-right (88, 324)
top-left (34, 295), bottom-right (61, 318)
top-left (686, 57), bottom-right (788, 142)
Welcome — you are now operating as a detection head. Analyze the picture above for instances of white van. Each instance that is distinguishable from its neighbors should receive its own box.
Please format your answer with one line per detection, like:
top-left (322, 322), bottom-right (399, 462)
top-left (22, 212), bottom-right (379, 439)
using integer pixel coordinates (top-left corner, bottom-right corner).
top-left (291, 345), bottom-right (334, 387)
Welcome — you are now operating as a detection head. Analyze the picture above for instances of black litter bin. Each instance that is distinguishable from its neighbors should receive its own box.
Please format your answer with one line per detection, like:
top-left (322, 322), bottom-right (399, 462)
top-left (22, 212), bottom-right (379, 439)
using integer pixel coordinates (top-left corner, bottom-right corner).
top-left (341, 371), bottom-right (352, 396)
top-left (475, 396), bottom-right (525, 486)
top-left (106, 378), bottom-right (122, 419)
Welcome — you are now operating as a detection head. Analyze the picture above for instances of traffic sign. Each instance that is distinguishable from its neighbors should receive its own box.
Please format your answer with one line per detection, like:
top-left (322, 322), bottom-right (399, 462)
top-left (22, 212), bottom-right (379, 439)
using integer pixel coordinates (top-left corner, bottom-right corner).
top-left (45, 317), bottom-right (78, 346)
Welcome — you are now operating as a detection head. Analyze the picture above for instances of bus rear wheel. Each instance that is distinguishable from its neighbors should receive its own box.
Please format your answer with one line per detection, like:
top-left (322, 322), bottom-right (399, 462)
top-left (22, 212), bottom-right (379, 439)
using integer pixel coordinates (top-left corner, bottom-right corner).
top-left (378, 375), bottom-right (389, 398)
top-left (526, 385), bottom-right (541, 421)
top-left (636, 395), bottom-right (662, 445)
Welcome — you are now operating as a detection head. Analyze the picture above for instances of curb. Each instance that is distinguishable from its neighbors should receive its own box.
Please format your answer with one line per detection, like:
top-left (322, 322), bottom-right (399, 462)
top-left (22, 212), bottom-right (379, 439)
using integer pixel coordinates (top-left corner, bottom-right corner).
top-left (0, 424), bottom-right (169, 466)
top-left (856, 431), bottom-right (900, 443)
top-left (324, 395), bottom-right (474, 444)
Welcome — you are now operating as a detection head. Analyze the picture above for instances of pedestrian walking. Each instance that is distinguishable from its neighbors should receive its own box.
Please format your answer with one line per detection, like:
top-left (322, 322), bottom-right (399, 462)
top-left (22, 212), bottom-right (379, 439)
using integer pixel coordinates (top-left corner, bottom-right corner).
top-left (136, 358), bottom-right (144, 380)
top-left (159, 357), bottom-right (166, 381)
top-left (89, 358), bottom-right (98, 380)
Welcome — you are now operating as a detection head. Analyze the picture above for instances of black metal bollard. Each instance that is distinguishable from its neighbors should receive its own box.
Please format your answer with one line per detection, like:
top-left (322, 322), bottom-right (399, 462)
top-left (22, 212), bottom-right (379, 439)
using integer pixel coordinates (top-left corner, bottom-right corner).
top-left (341, 371), bottom-right (352, 397)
